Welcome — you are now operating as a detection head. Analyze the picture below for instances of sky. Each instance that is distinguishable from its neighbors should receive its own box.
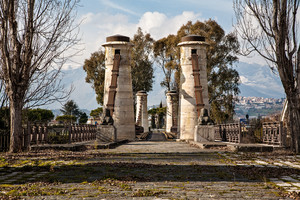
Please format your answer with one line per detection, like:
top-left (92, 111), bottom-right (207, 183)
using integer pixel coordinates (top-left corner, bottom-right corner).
top-left (69, 0), bottom-right (239, 69)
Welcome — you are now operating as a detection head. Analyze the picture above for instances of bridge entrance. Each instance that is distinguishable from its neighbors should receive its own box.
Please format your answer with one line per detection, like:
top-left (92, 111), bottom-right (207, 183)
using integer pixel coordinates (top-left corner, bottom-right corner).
top-left (98, 34), bottom-right (211, 144)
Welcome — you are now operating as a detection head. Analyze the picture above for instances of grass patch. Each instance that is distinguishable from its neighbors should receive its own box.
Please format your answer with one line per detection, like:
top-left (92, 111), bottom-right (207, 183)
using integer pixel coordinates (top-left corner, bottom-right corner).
top-left (132, 189), bottom-right (166, 197)
top-left (0, 182), bottom-right (77, 197)
top-left (92, 178), bottom-right (133, 191)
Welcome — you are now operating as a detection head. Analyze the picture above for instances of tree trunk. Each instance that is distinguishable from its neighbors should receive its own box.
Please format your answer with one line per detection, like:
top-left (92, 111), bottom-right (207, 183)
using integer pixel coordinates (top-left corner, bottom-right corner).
top-left (9, 98), bottom-right (23, 153)
top-left (288, 94), bottom-right (300, 153)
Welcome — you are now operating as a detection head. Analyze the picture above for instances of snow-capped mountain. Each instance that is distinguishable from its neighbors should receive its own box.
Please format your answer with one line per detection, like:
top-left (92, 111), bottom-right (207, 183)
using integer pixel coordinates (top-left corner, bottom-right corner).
top-left (235, 62), bottom-right (285, 98)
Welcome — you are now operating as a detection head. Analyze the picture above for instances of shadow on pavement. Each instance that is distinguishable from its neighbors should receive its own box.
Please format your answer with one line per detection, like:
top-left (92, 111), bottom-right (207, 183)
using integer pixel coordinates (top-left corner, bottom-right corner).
top-left (3, 161), bottom-right (299, 185)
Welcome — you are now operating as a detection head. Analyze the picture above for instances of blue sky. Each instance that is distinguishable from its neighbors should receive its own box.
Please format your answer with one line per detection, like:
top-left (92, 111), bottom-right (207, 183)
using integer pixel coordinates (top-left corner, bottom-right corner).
top-left (69, 0), bottom-right (240, 68)
top-left (78, 0), bottom-right (234, 28)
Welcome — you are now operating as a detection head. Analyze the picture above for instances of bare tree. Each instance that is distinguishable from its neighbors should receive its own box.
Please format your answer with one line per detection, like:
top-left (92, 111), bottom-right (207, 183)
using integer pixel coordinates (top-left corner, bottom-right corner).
top-left (234, 0), bottom-right (300, 152)
top-left (0, 0), bottom-right (80, 152)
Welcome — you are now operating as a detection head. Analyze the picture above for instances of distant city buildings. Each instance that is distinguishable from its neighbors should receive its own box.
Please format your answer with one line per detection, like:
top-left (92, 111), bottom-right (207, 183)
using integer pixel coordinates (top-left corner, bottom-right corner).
top-left (235, 96), bottom-right (285, 118)
top-left (147, 96), bottom-right (285, 120)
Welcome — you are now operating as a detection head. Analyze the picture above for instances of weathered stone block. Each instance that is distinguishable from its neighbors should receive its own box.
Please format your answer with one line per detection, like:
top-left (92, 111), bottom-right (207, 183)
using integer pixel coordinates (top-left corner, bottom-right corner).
top-left (194, 125), bottom-right (215, 142)
top-left (97, 125), bottom-right (116, 142)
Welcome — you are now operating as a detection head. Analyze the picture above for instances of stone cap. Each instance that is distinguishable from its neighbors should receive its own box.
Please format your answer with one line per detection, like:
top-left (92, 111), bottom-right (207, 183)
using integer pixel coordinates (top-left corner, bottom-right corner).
top-left (106, 34), bottom-right (130, 42)
top-left (137, 90), bottom-right (147, 93)
top-left (166, 90), bottom-right (178, 96)
top-left (181, 35), bottom-right (205, 42)
top-left (102, 34), bottom-right (133, 47)
top-left (178, 35), bottom-right (208, 46)
top-left (167, 90), bottom-right (177, 94)
top-left (136, 90), bottom-right (147, 95)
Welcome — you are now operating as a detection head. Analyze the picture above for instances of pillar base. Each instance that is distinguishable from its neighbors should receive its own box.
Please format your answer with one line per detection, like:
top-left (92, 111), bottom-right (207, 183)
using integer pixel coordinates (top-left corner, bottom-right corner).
top-left (97, 125), bottom-right (116, 142)
top-left (194, 125), bottom-right (215, 142)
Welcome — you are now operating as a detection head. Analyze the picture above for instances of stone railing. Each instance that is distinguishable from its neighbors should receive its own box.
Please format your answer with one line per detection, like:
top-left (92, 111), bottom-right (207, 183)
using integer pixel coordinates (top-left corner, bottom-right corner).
top-left (26, 124), bottom-right (49, 146)
top-left (68, 125), bottom-right (97, 143)
top-left (0, 124), bottom-right (98, 152)
top-left (214, 123), bottom-right (241, 143)
top-left (262, 122), bottom-right (285, 146)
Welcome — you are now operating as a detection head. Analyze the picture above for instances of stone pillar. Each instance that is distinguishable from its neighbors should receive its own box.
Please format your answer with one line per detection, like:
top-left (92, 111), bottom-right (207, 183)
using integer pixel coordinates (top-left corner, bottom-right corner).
top-left (178, 35), bottom-right (209, 140)
top-left (102, 35), bottom-right (135, 141)
top-left (166, 91), bottom-right (178, 133)
top-left (136, 91), bottom-right (149, 132)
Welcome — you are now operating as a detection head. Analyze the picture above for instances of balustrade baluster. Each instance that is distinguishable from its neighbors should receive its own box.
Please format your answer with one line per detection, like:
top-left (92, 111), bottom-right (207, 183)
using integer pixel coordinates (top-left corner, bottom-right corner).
top-left (43, 125), bottom-right (48, 143)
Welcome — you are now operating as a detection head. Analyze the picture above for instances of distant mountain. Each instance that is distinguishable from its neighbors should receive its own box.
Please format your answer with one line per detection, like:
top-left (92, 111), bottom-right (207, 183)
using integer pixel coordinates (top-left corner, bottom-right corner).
top-left (235, 62), bottom-right (285, 98)
top-left (44, 61), bottom-right (285, 111)
top-left (51, 109), bottom-right (91, 118)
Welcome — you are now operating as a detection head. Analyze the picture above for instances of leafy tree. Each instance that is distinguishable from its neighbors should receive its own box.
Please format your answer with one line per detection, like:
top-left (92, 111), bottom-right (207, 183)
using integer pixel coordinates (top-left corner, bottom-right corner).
top-left (60, 100), bottom-right (80, 117)
top-left (148, 108), bottom-right (157, 128)
top-left (131, 27), bottom-right (155, 94)
top-left (25, 108), bottom-right (54, 123)
top-left (0, 0), bottom-right (79, 152)
top-left (56, 115), bottom-right (77, 124)
top-left (90, 107), bottom-right (103, 118)
top-left (78, 112), bottom-right (88, 124)
top-left (83, 50), bottom-right (105, 105)
top-left (60, 100), bottom-right (87, 124)
top-left (148, 106), bottom-right (166, 129)
top-left (234, 0), bottom-right (300, 152)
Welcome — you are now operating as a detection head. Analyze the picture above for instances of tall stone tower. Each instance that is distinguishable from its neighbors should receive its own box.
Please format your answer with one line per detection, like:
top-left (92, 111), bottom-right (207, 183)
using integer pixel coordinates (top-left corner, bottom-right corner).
top-left (178, 35), bottom-right (209, 140)
top-left (136, 91), bottom-right (149, 132)
top-left (102, 35), bottom-right (135, 141)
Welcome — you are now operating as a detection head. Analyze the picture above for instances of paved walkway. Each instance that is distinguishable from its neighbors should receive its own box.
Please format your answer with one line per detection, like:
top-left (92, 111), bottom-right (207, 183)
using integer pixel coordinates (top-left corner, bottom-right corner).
top-left (149, 132), bottom-right (166, 141)
top-left (0, 141), bottom-right (299, 199)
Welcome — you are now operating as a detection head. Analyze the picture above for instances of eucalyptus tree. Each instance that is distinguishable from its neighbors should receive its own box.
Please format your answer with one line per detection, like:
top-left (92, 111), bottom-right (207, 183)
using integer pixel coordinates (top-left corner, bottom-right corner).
top-left (131, 27), bottom-right (155, 94)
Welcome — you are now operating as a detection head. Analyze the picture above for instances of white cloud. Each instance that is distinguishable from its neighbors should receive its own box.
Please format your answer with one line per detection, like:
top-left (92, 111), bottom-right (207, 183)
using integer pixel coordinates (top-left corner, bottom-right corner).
top-left (69, 11), bottom-right (203, 69)
top-left (100, 0), bottom-right (139, 16)
top-left (138, 11), bottom-right (202, 40)
top-left (238, 54), bottom-right (268, 66)
top-left (239, 75), bottom-right (248, 84)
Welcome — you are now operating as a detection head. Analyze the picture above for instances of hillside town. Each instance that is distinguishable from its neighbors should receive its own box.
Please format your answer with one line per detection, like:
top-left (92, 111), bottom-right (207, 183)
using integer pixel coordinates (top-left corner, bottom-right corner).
top-left (235, 96), bottom-right (285, 118)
